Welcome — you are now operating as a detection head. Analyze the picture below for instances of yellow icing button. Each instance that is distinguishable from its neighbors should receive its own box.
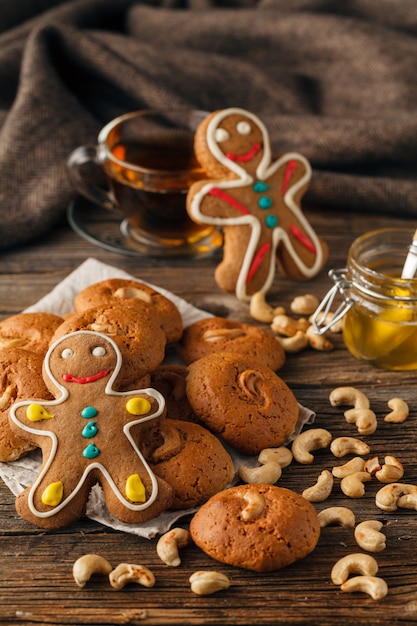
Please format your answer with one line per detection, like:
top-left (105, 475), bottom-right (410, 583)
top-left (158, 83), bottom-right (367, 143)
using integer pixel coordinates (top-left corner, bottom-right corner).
top-left (125, 397), bottom-right (151, 416)
top-left (125, 473), bottom-right (146, 503)
top-left (41, 481), bottom-right (64, 507)
top-left (26, 403), bottom-right (54, 422)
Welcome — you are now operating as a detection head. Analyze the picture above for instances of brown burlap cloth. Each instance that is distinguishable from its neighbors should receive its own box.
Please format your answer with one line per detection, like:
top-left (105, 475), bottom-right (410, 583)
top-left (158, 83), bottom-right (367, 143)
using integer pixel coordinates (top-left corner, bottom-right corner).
top-left (1, 0), bottom-right (417, 250)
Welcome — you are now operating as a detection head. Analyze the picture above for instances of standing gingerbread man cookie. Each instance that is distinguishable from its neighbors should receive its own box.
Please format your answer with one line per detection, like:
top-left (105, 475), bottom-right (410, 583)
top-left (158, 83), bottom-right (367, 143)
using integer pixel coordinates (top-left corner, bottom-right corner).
top-left (9, 330), bottom-right (173, 529)
top-left (187, 107), bottom-right (328, 301)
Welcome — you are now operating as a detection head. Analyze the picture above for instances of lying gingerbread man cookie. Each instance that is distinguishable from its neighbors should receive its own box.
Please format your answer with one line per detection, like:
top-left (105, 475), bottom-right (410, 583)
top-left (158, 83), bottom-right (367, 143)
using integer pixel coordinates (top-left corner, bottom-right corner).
top-left (9, 330), bottom-right (173, 529)
top-left (187, 107), bottom-right (328, 301)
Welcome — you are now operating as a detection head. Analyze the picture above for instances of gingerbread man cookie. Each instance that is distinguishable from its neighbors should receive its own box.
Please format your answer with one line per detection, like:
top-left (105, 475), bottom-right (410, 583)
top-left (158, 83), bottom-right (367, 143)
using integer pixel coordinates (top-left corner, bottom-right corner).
top-left (9, 330), bottom-right (173, 529)
top-left (187, 107), bottom-right (328, 301)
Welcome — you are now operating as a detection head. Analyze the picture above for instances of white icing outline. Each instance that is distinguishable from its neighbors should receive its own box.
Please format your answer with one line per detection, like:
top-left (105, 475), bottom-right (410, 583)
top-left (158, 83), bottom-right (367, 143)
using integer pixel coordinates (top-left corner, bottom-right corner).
top-left (189, 107), bottom-right (324, 301)
top-left (10, 330), bottom-right (164, 519)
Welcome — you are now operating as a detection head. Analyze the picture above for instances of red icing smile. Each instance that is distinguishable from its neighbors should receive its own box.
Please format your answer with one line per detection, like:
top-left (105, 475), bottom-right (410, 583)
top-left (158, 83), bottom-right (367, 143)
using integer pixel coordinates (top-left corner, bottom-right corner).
top-left (62, 369), bottom-right (110, 384)
top-left (226, 142), bottom-right (261, 163)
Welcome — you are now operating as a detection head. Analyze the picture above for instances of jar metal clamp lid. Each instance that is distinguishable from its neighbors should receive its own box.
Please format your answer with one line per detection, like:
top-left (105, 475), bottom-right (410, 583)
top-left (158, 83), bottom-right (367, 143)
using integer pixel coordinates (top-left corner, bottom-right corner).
top-left (311, 268), bottom-right (354, 335)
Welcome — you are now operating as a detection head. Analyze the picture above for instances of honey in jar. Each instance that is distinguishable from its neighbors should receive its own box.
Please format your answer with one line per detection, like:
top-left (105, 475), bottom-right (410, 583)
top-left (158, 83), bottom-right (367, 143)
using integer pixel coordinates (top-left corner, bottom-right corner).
top-left (314, 228), bottom-right (417, 370)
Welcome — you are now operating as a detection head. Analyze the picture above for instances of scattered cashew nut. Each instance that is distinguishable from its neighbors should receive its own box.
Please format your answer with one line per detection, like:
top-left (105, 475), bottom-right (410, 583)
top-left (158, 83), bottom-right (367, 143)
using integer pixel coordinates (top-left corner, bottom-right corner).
top-left (310, 311), bottom-right (344, 333)
top-left (354, 520), bottom-right (386, 553)
top-left (340, 471), bottom-right (372, 498)
top-left (329, 387), bottom-right (370, 410)
top-left (276, 330), bottom-right (309, 353)
top-left (258, 446), bottom-right (293, 468)
top-left (271, 313), bottom-right (309, 337)
top-left (73, 554), bottom-right (112, 588)
top-left (290, 294), bottom-right (320, 316)
top-left (344, 407), bottom-right (377, 435)
top-left (189, 571), bottom-right (230, 595)
top-left (364, 455), bottom-right (381, 475)
top-left (330, 437), bottom-right (370, 458)
top-left (156, 527), bottom-right (189, 567)
top-left (302, 469), bottom-right (334, 502)
top-left (238, 461), bottom-right (282, 484)
top-left (291, 428), bottom-right (332, 464)
top-left (306, 325), bottom-right (334, 351)
top-left (375, 455), bottom-right (404, 483)
top-left (340, 575), bottom-right (388, 601)
top-left (332, 456), bottom-right (365, 478)
top-left (384, 397), bottom-right (409, 423)
top-left (318, 506), bottom-right (356, 528)
top-left (331, 553), bottom-right (379, 585)
top-left (249, 292), bottom-right (285, 323)
top-left (109, 563), bottom-right (155, 590)
top-left (375, 483), bottom-right (417, 512)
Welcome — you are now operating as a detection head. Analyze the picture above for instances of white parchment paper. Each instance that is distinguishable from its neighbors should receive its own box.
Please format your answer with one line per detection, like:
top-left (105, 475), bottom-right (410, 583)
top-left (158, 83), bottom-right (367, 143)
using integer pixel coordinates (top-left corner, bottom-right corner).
top-left (0, 258), bottom-right (314, 538)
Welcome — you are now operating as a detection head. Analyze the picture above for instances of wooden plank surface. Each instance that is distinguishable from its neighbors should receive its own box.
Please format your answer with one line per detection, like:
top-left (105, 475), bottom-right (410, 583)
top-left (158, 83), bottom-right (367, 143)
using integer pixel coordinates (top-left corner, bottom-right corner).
top-left (1, 206), bottom-right (417, 625)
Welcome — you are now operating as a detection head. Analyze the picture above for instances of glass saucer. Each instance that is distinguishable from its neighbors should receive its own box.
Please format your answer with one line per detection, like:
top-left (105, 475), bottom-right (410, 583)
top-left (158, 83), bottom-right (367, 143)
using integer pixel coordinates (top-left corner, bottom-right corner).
top-left (67, 196), bottom-right (222, 258)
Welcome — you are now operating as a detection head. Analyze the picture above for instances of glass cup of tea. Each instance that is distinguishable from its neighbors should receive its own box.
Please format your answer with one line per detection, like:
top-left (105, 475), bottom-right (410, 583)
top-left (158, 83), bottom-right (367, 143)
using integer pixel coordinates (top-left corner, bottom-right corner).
top-left (67, 109), bottom-right (222, 256)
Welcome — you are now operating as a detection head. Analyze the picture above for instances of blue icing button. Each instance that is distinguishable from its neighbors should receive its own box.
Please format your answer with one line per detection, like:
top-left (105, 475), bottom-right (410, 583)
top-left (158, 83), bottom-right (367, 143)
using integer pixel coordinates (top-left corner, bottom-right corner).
top-left (258, 196), bottom-right (273, 209)
top-left (81, 406), bottom-right (98, 419)
top-left (253, 181), bottom-right (270, 193)
top-left (81, 421), bottom-right (98, 439)
top-left (265, 214), bottom-right (278, 228)
top-left (83, 443), bottom-right (100, 459)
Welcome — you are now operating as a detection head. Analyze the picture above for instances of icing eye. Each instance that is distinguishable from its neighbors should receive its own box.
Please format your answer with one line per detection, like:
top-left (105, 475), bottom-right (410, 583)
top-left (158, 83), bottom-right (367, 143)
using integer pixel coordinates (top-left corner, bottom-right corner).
top-left (92, 346), bottom-right (106, 357)
top-left (215, 128), bottom-right (230, 143)
top-left (61, 348), bottom-right (74, 359)
top-left (237, 121), bottom-right (251, 136)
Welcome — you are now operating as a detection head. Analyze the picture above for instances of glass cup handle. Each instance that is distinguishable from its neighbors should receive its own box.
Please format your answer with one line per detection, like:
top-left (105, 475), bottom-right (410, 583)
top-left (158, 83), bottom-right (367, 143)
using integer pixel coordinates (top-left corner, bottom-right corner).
top-left (67, 145), bottom-right (116, 211)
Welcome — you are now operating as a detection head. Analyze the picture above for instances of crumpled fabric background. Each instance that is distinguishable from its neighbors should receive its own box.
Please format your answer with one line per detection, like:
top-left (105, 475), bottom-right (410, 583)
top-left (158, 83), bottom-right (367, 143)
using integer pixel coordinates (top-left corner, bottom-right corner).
top-left (1, 0), bottom-right (417, 250)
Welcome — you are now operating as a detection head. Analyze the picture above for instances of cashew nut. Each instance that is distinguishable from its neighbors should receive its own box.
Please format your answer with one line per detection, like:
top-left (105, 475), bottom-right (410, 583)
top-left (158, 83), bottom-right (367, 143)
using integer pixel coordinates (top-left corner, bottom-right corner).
top-left (202, 327), bottom-right (246, 342)
top-left (109, 563), bottom-right (155, 590)
top-left (258, 446), bottom-right (293, 468)
top-left (249, 292), bottom-right (285, 323)
top-left (364, 456), bottom-right (381, 476)
top-left (344, 408), bottom-right (377, 435)
top-left (271, 313), bottom-right (309, 336)
top-left (375, 483), bottom-right (417, 512)
top-left (331, 553), bottom-right (379, 585)
top-left (0, 384), bottom-right (15, 410)
top-left (354, 520), bottom-right (386, 553)
top-left (340, 575), bottom-right (388, 601)
top-left (189, 571), bottom-right (230, 595)
top-left (0, 336), bottom-right (26, 348)
top-left (291, 428), bottom-right (332, 464)
top-left (329, 387), bottom-right (370, 410)
top-left (332, 456), bottom-right (365, 478)
top-left (152, 422), bottom-right (182, 463)
top-left (318, 506), bottom-right (356, 528)
top-left (375, 455), bottom-right (404, 483)
top-left (302, 469), bottom-right (334, 502)
top-left (384, 397), bottom-right (409, 423)
top-left (310, 311), bottom-right (344, 333)
top-left (290, 294), bottom-right (320, 316)
top-left (276, 330), bottom-right (309, 353)
top-left (340, 471), bottom-right (372, 498)
top-left (73, 554), bottom-right (112, 588)
top-left (330, 437), bottom-right (370, 458)
top-left (238, 461), bottom-right (282, 484)
top-left (156, 527), bottom-right (189, 567)
top-left (306, 325), bottom-right (334, 351)
top-left (114, 286), bottom-right (152, 303)
top-left (241, 490), bottom-right (266, 521)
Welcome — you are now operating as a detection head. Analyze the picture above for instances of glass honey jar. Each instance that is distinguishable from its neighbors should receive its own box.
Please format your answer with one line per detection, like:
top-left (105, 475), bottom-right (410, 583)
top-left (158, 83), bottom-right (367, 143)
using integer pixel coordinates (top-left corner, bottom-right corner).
top-left (312, 228), bottom-right (417, 370)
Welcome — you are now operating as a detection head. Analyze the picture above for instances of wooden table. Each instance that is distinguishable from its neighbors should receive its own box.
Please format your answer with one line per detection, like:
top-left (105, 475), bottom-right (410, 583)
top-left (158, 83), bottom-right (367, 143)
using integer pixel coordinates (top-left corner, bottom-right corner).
top-left (1, 204), bottom-right (417, 626)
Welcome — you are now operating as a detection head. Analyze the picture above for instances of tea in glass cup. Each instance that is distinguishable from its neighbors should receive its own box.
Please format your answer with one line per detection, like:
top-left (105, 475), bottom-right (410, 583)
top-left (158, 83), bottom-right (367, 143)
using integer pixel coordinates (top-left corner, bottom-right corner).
top-left (67, 109), bottom-right (222, 256)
